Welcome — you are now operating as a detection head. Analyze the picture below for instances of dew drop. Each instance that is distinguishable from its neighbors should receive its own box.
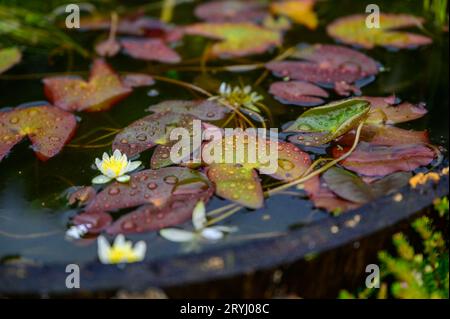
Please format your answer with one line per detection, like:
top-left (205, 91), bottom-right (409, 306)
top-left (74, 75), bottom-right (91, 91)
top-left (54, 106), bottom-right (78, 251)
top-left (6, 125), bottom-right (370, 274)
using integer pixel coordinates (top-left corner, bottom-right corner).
top-left (108, 187), bottom-right (120, 195)
top-left (164, 175), bottom-right (178, 184)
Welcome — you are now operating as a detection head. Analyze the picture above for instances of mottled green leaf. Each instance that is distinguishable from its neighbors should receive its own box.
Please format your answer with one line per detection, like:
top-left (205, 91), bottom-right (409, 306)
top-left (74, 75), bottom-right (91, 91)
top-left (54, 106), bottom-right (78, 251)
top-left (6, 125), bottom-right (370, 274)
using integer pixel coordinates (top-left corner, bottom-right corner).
top-left (0, 47), bottom-right (21, 74)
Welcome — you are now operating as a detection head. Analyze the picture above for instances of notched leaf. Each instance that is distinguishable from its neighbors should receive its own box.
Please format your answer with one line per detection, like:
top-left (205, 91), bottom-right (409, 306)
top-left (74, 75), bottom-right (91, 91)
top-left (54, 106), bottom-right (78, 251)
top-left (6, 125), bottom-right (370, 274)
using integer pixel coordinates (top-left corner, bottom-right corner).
top-left (121, 38), bottom-right (181, 63)
top-left (269, 81), bottom-right (329, 106)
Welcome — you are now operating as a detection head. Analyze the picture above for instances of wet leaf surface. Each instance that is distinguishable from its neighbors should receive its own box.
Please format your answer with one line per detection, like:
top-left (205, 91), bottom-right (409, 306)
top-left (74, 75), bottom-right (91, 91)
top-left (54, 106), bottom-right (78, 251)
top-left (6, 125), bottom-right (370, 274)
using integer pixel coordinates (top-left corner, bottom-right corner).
top-left (121, 38), bottom-right (181, 63)
top-left (269, 81), bottom-right (329, 106)
top-left (0, 103), bottom-right (77, 161)
top-left (286, 98), bottom-right (370, 145)
top-left (332, 142), bottom-right (435, 177)
top-left (194, 0), bottom-right (268, 23)
top-left (74, 167), bottom-right (213, 234)
top-left (364, 96), bottom-right (428, 124)
top-left (43, 59), bottom-right (132, 112)
top-left (121, 73), bottom-right (155, 88)
top-left (0, 47), bottom-right (21, 74)
top-left (327, 13), bottom-right (432, 49)
top-left (147, 100), bottom-right (230, 121)
top-left (184, 23), bottom-right (282, 58)
top-left (112, 111), bottom-right (198, 157)
top-left (270, 0), bottom-right (318, 29)
top-left (266, 44), bottom-right (379, 95)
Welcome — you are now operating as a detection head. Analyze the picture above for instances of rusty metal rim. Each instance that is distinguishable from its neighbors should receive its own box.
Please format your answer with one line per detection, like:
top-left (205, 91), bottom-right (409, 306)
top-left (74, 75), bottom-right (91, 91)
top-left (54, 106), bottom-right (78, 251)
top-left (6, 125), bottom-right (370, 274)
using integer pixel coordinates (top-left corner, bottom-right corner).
top-left (0, 170), bottom-right (448, 295)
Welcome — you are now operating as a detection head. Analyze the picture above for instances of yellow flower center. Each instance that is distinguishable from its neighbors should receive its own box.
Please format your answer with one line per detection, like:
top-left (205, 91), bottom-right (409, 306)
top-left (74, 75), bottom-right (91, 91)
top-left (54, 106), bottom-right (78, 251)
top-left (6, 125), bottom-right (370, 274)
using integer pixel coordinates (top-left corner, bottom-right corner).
top-left (108, 245), bottom-right (140, 264)
top-left (101, 157), bottom-right (128, 176)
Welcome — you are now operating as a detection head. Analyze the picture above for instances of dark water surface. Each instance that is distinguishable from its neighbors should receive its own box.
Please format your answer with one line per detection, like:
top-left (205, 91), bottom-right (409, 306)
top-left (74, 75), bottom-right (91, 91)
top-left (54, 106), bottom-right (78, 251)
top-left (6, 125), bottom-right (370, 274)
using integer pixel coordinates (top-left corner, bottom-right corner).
top-left (0, 0), bottom-right (448, 266)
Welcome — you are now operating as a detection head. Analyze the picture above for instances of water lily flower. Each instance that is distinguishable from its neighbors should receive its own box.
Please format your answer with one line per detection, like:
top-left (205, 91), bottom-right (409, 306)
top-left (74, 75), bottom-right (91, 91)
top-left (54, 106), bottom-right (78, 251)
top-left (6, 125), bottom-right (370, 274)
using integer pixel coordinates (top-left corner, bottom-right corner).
top-left (92, 149), bottom-right (141, 184)
top-left (65, 224), bottom-right (91, 240)
top-left (159, 201), bottom-right (237, 245)
top-left (210, 82), bottom-right (263, 113)
top-left (97, 234), bottom-right (146, 264)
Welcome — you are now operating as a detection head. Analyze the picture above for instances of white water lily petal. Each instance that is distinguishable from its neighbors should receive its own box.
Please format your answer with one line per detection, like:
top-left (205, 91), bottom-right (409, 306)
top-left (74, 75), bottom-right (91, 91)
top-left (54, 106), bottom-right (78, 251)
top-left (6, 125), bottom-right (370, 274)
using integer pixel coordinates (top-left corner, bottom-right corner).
top-left (92, 174), bottom-right (112, 184)
top-left (97, 235), bottom-right (111, 264)
top-left (192, 201), bottom-right (207, 230)
top-left (126, 160), bottom-right (142, 173)
top-left (211, 226), bottom-right (238, 233)
top-left (160, 228), bottom-right (196, 242)
top-left (95, 158), bottom-right (103, 170)
top-left (133, 241), bottom-right (147, 261)
top-left (200, 228), bottom-right (224, 241)
top-left (114, 234), bottom-right (126, 247)
top-left (116, 175), bottom-right (130, 183)
top-left (102, 152), bottom-right (109, 161)
top-left (113, 149), bottom-right (122, 160)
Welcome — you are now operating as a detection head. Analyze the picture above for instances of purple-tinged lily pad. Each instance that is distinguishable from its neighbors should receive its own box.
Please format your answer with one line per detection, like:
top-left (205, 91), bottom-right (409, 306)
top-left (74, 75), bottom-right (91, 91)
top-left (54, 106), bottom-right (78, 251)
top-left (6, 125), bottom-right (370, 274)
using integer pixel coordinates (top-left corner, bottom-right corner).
top-left (332, 142), bottom-right (435, 177)
top-left (121, 73), bottom-right (155, 88)
top-left (195, 0), bottom-right (268, 23)
top-left (74, 167), bottom-right (213, 235)
top-left (184, 23), bottom-right (282, 58)
top-left (147, 99), bottom-right (230, 121)
top-left (43, 59), bottom-right (132, 112)
top-left (269, 81), bottom-right (329, 106)
top-left (266, 44), bottom-right (379, 96)
top-left (121, 38), bottom-right (181, 63)
top-left (364, 96), bottom-right (428, 124)
top-left (0, 103), bottom-right (77, 161)
top-left (327, 14), bottom-right (432, 49)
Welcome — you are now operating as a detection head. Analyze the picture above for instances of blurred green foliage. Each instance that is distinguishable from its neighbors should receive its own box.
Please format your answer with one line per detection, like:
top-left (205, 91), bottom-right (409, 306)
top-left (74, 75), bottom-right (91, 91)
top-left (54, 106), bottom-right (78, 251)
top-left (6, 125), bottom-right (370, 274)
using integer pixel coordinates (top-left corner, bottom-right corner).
top-left (340, 196), bottom-right (449, 299)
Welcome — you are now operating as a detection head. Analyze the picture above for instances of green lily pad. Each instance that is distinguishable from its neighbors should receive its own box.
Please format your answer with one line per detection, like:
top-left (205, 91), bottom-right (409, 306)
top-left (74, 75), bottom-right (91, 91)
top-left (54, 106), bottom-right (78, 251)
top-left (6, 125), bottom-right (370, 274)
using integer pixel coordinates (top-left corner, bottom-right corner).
top-left (286, 98), bottom-right (371, 146)
top-left (0, 47), bottom-right (21, 74)
top-left (327, 13), bottom-right (432, 49)
top-left (184, 22), bottom-right (282, 58)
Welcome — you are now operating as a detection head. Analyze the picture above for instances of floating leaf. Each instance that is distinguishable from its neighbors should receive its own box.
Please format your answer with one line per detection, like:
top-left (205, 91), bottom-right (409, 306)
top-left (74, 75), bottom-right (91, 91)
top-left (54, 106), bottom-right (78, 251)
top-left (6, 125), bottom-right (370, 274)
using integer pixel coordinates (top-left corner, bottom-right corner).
top-left (286, 98), bottom-right (370, 146)
top-left (266, 44), bottom-right (379, 95)
top-left (337, 124), bottom-right (429, 147)
top-left (269, 81), bottom-right (329, 106)
top-left (0, 103), bottom-right (77, 161)
top-left (0, 47), bottom-right (21, 74)
top-left (332, 142), bottom-right (435, 177)
top-left (364, 96), bottom-right (428, 124)
top-left (112, 111), bottom-right (198, 158)
top-left (323, 167), bottom-right (411, 204)
top-left (74, 167), bottom-right (213, 235)
top-left (327, 14), bottom-right (432, 49)
top-left (121, 73), bottom-right (155, 88)
top-left (207, 163), bottom-right (264, 209)
top-left (43, 59), bottom-right (132, 112)
top-left (147, 100), bottom-right (230, 121)
top-left (184, 23), bottom-right (282, 58)
top-left (270, 0), bottom-right (318, 29)
top-left (121, 38), bottom-right (181, 63)
top-left (194, 0), bottom-right (268, 23)
top-left (303, 175), bottom-right (360, 213)
top-left (203, 132), bottom-right (311, 208)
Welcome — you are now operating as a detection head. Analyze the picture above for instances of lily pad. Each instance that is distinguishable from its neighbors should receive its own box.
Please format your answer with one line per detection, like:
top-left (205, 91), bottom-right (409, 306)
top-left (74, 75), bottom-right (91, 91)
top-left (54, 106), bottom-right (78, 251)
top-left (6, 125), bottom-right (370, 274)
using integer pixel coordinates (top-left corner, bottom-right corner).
top-left (327, 13), bottom-right (432, 49)
top-left (121, 73), bottom-right (155, 88)
top-left (332, 142), bottom-right (435, 177)
top-left (43, 59), bottom-right (132, 112)
top-left (270, 0), bottom-right (318, 29)
top-left (364, 96), bottom-right (428, 124)
top-left (147, 100), bottom-right (230, 121)
top-left (121, 38), bottom-right (181, 63)
top-left (204, 133), bottom-right (311, 208)
top-left (184, 23), bottom-right (282, 58)
top-left (195, 0), bottom-right (268, 23)
top-left (112, 111), bottom-right (198, 158)
top-left (269, 81), bottom-right (329, 106)
top-left (0, 103), bottom-right (77, 161)
top-left (285, 98), bottom-right (371, 146)
top-left (266, 44), bottom-right (379, 95)
top-left (74, 167), bottom-right (213, 235)
top-left (0, 47), bottom-right (21, 74)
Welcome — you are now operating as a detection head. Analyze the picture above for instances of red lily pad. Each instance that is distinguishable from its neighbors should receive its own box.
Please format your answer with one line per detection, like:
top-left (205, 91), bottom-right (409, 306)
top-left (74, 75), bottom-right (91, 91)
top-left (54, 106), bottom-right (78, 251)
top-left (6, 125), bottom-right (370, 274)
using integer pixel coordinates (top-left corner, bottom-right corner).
top-left (43, 59), bottom-right (132, 112)
top-left (0, 103), bottom-right (77, 161)
top-left (304, 175), bottom-right (360, 213)
top-left (327, 14), bottom-right (432, 49)
top-left (74, 167), bottom-right (214, 234)
top-left (147, 99), bottom-right (230, 121)
top-left (184, 23), bottom-right (282, 58)
top-left (269, 81), bottom-right (329, 106)
top-left (121, 38), bottom-right (181, 63)
top-left (195, 0), bottom-right (268, 23)
top-left (266, 44), bottom-right (379, 95)
top-left (112, 111), bottom-right (198, 157)
top-left (364, 96), bottom-right (428, 124)
top-left (0, 47), bottom-right (22, 74)
top-left (331, 142), bottom-right (435, 177)
top-left (337, 125), bottom-right (429, 147)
